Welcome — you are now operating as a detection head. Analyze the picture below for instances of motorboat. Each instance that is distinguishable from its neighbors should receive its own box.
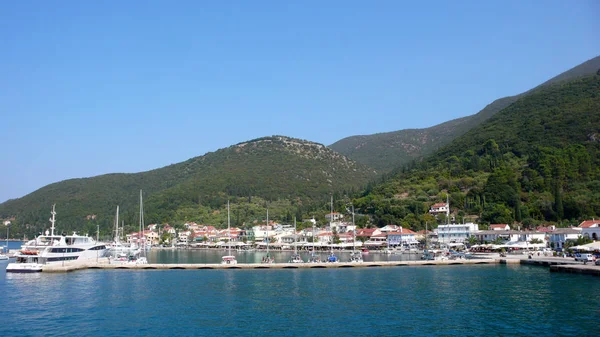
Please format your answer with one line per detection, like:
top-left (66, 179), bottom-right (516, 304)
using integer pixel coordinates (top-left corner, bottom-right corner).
top-left (327, 252), bottom-right (339, 263)
top-left (221, 255), bottom-right (237, 265)
top-left (349, 251), bottom-right (363, 263)
top-left (7, 205), bottom-right (107, 273)
top-left (421, 249), bottom-right (448, 261)
top-left (288, 253), bottom-right (304, 263)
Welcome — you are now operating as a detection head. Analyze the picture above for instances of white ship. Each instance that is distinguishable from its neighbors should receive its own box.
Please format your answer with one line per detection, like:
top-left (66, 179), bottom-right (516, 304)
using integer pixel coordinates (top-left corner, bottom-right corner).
top-left (7, 205), bottom-right (107, 273)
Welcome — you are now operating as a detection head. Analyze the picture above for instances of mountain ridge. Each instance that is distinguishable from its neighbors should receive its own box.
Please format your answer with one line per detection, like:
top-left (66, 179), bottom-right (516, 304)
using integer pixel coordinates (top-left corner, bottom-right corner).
top-left (0, 135), bottom-right (376, 238)
top-left (330, 55), bottom-right (600, 172)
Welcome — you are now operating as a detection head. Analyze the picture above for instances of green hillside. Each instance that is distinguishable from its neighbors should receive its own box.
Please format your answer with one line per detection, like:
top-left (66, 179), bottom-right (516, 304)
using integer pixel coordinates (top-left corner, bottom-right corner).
top-left (0, 136), bottom-right (376, 239)
top-left (354, 75), bottom-right (600, 230)
top-left (330, 56), bottom-right (600, 172)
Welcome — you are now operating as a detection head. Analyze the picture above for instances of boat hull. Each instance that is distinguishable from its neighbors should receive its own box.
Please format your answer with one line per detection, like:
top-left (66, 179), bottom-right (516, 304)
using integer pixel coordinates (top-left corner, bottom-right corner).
top-left (6, 263), bottom-right (43, 273)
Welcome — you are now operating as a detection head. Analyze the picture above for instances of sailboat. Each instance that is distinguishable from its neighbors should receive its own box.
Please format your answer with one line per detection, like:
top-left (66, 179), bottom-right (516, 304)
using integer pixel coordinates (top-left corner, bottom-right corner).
top-left (134, 190), bottom-right (148, 264)
top-left (221, 201), bottom-right (237, 265)
top-left (289, 217), bottom-right (303, 263)
top-left (348, 204), bottom-right (363, 263)
top-left (309, 217), bottom-right (321, 263)
top-left (261, 208), bottom-right (273, 264)
top-left (327, 195), bottom-right (338, 263)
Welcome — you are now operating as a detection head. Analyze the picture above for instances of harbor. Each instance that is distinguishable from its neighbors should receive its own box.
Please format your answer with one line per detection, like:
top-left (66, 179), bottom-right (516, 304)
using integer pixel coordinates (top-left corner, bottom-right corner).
top-left (26, 255), bottom-right (600, 276)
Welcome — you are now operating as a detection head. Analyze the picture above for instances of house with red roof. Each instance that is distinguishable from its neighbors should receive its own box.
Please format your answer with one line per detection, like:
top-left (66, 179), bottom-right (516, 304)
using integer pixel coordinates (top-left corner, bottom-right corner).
top-left (387, 227), bottom-right (418, 246)
top-left (490, 224), bottom-right (510, 231)
top-left (579, 220), bottom-right (600, 241)
top-left (356, 228), bottom-right (381, 239)
top-left (429, 202), bottom-right (449, 217)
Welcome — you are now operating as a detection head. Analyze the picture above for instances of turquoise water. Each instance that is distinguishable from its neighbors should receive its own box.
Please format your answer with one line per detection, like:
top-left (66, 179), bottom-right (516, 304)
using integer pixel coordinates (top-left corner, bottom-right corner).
top-left (1, 264), bottom-right (598, 336)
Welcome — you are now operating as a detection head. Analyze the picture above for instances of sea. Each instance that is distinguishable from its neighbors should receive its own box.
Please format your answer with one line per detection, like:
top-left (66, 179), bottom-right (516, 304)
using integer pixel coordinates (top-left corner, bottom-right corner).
top-left (1, 245), bottom-right (599, 336)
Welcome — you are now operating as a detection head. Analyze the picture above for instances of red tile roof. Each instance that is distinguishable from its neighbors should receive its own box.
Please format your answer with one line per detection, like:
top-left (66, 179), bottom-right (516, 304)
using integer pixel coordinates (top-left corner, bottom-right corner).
top-left (578, 220), bottom-right (600, 228)
top-left (431, 203), bottom-right (447, 208)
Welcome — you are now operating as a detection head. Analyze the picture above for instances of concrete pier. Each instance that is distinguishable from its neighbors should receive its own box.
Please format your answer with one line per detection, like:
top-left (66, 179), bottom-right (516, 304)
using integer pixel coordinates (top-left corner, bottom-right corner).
top-left (41, 258), bottom-right (497, 273)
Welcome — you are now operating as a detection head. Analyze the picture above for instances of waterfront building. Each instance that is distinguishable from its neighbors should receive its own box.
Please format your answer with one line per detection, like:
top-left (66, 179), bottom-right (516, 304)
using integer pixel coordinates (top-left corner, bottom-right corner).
top-left (436, 223), bottom-right (479, 243)
top-left (548, 228), bottom-right (582, 249)
top-left (474, 230), bottom-right (547, 246)
top-left (386, 228), bottom-right (418, 247)
top-left (579, 220), bottom-right (600, 241)
top-left (178, 230), bottom-right (191, 244)
top-left (365, 233), bottom-right (387, 248)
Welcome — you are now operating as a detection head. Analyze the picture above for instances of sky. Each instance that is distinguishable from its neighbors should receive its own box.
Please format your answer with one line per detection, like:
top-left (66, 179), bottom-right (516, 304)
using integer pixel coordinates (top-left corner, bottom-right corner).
top-left (1, 1), bottom-right (599, 203)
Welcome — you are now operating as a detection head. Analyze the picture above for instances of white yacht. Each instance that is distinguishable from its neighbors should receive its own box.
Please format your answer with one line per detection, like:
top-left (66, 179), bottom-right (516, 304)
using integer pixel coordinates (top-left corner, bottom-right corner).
top-left (7, 205), bottom-right (107, 273)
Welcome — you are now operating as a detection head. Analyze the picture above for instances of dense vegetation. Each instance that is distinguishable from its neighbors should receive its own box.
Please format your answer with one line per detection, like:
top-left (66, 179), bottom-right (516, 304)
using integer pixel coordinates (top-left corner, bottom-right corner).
top-left (330, 56), bottom-right (600, 172)
top-left (0, 136), bottom-right (376, 239)
top-left (2, 58), bottom-right (599, 240)
top-left (354, 75), bottom-right (600, 230)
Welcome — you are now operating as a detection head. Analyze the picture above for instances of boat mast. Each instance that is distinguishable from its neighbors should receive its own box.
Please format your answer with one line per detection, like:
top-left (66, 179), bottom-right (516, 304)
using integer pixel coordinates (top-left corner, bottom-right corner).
top-left (425, 221), bottom-right (428, 250)
top-left (114, 205), bottom-right (119, 243)
top-left (351, 203), bottom-right (355, 253)
top-left (227, 200), bottom-right (231, 256)
top-left (139, 190), bottom-right (145, 256)
top-left (312, 216), bottom-right (315, 255)
top-left (50, 204), bottom-right (57, 237)
top-left (266, 208), bottom-right (269, 255)
top-left (330, 195), bottom-right (333, 254)
top-left (294, 217), bottom-right (297, 255)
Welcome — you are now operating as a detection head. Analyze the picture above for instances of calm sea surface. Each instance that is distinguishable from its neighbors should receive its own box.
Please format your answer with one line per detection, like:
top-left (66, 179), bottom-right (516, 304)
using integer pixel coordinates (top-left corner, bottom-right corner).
top-left (1, 250), bottom-right (599, 337)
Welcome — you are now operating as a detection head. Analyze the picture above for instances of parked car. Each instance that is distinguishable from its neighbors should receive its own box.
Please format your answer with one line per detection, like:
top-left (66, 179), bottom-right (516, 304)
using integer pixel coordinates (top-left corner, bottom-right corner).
top-left (574, 253), bottom-right (594, 262)
top-left (596, 259), bottom-right (600, 266)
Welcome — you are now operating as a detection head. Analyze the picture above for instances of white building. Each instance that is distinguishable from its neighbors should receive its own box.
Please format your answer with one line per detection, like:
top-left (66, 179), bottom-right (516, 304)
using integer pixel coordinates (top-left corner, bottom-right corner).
top-left (325, 212), bottom-right (344, 221)
top-left (436, 223), bottom-right (479, 243)
top-left (474, 230), bottom-right (547, 246)
top-left (429, 203), bottom-right (449, 217)
top-left (548, 228), bottom-right (582, 249)
top-left (490, 224), bottom-right (511, 231)
top-left (579, 220), bottom-right (600, 241)
top-left (178, 230), bottom-right (191, 243)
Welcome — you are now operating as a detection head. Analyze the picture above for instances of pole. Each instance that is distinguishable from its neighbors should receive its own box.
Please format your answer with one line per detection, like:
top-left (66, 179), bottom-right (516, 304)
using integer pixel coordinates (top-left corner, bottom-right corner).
top-left (96, 224), bottom-right (100, 262)
top-left (352, 204), bottom-right (355, 253)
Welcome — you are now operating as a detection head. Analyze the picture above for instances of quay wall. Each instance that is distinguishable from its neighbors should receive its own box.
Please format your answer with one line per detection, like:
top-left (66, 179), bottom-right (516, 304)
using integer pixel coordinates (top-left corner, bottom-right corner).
top-left (42, 258), bottom-right (497, 273)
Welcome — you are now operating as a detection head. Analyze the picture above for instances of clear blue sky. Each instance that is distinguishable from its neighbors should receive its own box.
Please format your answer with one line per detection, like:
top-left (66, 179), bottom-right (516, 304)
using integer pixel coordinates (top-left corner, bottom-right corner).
top-left (1, 1), bottom-right (599, 203)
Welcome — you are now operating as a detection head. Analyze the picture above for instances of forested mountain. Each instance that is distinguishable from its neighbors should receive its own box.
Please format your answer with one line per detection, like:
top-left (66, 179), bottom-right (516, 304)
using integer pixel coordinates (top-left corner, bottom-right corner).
top-left (0, 136), bottom-right (376, 238)
top-left (354, 74), bottom-right (600, 230)
top-left (330, 56), bottom-right (600, 172)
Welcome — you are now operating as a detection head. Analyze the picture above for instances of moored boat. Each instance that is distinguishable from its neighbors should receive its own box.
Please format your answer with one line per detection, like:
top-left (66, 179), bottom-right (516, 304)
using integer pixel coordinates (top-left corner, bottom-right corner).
top-left (7, 205), bottom-right (108, 273)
